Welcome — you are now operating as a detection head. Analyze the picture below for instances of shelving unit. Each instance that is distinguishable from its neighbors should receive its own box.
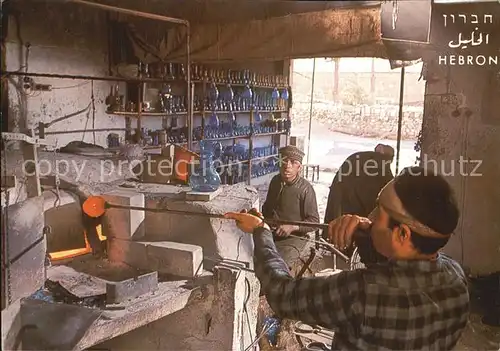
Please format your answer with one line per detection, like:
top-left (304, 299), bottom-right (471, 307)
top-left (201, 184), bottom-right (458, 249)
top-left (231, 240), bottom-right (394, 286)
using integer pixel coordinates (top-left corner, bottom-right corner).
top-left (106, 66), bottom-right (292, 185)
top-left (2, 3), bottom-right (291, 186)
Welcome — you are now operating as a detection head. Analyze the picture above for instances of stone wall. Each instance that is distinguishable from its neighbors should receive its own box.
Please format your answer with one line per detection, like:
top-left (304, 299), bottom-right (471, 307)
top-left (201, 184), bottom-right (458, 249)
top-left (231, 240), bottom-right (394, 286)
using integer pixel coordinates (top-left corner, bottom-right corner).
top-left (293, 71), bottom-right (426, 104)
top-left (99, 268), bottom-right (261, 351)
top-left (291, 100), bottom-right (423, 140)
top-left (291, 69), bottom-right (426, 140)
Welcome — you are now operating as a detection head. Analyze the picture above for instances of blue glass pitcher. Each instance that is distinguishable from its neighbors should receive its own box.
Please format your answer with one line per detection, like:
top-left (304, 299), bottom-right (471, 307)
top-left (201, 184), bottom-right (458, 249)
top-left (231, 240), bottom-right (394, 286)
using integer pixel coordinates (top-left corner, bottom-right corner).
top-left (189, 140), bottom-right (221, 192)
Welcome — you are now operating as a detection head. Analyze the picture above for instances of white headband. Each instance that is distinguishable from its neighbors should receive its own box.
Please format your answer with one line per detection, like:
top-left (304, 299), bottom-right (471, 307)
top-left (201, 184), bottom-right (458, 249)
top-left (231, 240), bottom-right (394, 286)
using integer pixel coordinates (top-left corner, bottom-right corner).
top-left (377, 180), bottom-right (450, 238)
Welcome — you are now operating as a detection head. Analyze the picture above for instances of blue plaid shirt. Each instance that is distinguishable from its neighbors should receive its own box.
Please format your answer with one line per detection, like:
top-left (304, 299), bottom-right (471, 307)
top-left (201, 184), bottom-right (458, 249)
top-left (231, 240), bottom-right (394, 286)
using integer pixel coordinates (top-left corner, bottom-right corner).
top-left (253, 227), bottom-right (470, 350)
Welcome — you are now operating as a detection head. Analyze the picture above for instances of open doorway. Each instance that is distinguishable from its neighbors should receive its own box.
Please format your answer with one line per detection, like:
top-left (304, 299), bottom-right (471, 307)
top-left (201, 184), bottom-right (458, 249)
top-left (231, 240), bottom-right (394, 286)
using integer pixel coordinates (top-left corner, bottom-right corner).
top-left (290, 57), bottom-right (425, 218)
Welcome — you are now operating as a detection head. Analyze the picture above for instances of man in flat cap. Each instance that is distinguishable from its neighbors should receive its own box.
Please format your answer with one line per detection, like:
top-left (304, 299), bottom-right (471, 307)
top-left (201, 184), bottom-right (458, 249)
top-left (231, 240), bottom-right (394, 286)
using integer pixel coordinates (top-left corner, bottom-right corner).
top-left (261, 145), bottom-right (320, 272)
top-left (323, 144), bottom-right (395, 240)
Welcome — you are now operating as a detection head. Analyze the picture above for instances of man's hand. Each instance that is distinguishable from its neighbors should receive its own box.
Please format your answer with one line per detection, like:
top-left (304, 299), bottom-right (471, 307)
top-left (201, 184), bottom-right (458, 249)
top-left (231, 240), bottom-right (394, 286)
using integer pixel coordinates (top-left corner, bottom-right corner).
top-left (275, 224), bottom-right (299, 237)
top-left (224, 212), bottom-right (268, 233)
top-left (240, 208), bottom-right (263, 218)
top-left (328, 215), bottom-right (371, 250)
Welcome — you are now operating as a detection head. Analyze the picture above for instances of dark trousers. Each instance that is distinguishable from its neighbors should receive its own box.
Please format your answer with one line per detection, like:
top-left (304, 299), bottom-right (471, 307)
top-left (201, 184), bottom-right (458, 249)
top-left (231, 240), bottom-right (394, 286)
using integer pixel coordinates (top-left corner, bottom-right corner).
top-left (274, 233), bottom-right (315, 276)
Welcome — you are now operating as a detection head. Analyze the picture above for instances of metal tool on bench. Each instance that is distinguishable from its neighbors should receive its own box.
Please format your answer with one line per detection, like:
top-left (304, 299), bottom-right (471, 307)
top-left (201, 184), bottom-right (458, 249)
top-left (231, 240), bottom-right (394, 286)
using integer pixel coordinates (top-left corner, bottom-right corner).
top-left (82, 196), bottom-right (353, 262)
top-left (293, 321), bottom-right (334, 350)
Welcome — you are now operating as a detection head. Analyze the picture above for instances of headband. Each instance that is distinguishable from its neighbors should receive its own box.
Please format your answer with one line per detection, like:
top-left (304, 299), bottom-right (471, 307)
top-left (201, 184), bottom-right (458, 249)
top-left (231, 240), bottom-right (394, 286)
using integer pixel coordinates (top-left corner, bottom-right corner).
top-left (377, 180), bottom-right (451, 238)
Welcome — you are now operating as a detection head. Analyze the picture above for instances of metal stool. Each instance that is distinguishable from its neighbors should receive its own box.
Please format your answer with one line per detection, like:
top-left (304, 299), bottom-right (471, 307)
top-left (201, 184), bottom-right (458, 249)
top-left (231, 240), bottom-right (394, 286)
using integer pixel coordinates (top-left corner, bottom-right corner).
top-left (303, 164), bottom-right (320, 182)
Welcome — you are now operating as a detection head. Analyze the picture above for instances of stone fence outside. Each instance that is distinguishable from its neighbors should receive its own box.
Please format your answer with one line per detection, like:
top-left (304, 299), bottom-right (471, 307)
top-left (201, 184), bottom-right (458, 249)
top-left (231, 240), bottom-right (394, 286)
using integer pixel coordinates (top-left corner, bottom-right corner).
top-left (291, 99), bottom-right (423, 140)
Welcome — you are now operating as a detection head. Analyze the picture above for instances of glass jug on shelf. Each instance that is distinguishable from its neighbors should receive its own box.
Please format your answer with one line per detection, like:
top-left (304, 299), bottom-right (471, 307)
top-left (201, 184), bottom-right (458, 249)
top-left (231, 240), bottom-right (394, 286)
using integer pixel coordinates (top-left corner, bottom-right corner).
top-left (189, 140), bottom-right (221, 193)
top-left (208, 82), bottom-right (219, 110)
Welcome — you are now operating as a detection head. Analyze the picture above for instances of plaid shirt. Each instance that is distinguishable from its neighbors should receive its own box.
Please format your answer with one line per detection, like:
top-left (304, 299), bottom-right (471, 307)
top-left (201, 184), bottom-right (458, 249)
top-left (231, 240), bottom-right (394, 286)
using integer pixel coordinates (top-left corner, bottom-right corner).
top-left (253, 227), bottom-right (470, 350)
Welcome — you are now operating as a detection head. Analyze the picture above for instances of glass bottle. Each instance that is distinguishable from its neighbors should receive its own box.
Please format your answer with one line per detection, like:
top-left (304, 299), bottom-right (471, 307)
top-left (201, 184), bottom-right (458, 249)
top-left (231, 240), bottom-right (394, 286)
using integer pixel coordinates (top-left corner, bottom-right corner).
top-left (226, 84), bottom-right (234, 109)
top-left (241, 84), bottom-right (253, 100)
top-left (281, 88), bottom-right (289, 100)
top-left (284, 116), bottom-right (292, 135)
top-left (208, 82), bottom-right (219, 110)
top-left (189, 140), bottom-right (221, 192)
top-left (160, 84), bottom-right (172, 113)
top-left (253, 110), bottom-right (262, 134)
top-left (208, 111), bottom-right (220, 138)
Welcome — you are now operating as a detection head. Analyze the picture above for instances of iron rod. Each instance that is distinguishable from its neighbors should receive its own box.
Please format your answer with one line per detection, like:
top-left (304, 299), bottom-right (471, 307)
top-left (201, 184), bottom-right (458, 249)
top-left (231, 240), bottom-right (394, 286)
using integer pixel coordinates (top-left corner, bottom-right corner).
top-left (106, 203), bottom-right (225, 217)
top-left (306, 58), bottom-right (316, 165)
top-left (186, 25), bottom-right (193, 150)
top-left (1, 70), bottom-right (171, 84)
top-left (105, 202), bottom-right (329, 230)
top-left (395, 65), bottom-right (405, 175)
top-left (103, 202), bottom-right (352, 260)
top-left (67, 0), bottom-right (189, 25)
top-left (43, 128), bottom-right (127, 135)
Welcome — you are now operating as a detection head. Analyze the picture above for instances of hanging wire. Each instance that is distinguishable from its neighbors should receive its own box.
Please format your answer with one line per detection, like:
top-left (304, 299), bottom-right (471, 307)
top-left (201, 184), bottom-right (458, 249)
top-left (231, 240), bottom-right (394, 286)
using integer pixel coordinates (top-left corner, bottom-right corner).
top-left (51, 81), bottom-right (90, 90)
top-left (91, 81), bottom-right (96, 144)
top-left (392, 0), bottom-right (399, 30)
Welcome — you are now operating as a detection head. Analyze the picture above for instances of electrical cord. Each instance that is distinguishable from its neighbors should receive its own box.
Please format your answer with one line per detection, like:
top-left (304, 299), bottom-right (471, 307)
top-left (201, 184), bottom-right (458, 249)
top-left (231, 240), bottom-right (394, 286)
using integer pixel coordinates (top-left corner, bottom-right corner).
top-left (91, 81), bottom-right (96, 144)
top-left (1, 139), bottom-right (12, 304)
top-left (242, 277), bottom-right (254, 351)
top-left (235, 234), bottom-right (244, 261)
top-left (51, 81), bottom-right (90, 90)
top-left (81, 104), bottom-right (92, 142)
top-left (244, 318), bottom-right (277, 351)
top-left (45, 103), bottom-right (91, 128)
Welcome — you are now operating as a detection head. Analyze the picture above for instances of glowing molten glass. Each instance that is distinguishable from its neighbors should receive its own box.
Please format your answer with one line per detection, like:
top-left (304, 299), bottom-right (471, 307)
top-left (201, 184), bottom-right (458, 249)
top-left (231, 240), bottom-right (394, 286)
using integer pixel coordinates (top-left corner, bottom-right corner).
top-left (82, 196), bottom-right (107, 218)
top-left (48, 225), bottom-right (106, 261)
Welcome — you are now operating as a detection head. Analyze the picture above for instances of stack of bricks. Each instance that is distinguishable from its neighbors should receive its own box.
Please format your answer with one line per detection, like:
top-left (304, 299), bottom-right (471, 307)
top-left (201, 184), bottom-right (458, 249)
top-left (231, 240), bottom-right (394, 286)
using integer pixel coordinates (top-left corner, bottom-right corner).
top-left (103, 189), bottom-right (204, 278)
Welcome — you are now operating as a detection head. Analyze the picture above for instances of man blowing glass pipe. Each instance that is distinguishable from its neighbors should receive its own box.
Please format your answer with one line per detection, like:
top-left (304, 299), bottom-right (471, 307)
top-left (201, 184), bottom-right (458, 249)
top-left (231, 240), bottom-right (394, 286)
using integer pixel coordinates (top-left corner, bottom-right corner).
top-left (225, 166), bottom-right (469, 350)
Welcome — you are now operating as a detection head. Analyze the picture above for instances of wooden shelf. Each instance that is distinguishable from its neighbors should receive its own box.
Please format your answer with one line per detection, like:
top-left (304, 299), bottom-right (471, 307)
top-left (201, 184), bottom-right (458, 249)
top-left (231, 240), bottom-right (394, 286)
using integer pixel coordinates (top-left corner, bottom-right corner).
top-left (116, 77), bottom-right (288, 89)
top-left (109, 69), bottom-right (290, 188)
top-left (109, 132), bottom-right (284, 154)
top-left (195, 131), bottom-right (285, 142)
top-left (219, 153), bottom-right (278, 167)
top-left (106, 110), bottom-right (287, 117)
top-left (107, 111), bottom-right (186, 117)
top-left (251, 154), bottom-right (279, 162)
top-left (191, 80), bottom-right (288, 89)
top-left (219, 160), bottom-right (249, 167)
top-left (200, 110), bottom-right (287, 114)
top-left (199, 135), bottom-right (249, 142)
top-left (252, 131), bottom-right (286, 137)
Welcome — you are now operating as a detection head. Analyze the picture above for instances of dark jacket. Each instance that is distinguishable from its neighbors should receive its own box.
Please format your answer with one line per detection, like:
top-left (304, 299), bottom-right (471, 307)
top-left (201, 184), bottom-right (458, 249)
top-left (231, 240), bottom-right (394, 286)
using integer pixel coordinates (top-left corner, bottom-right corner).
top-left (324, 151), bottom-right (394, 226)
top-left (262, 174), bottom-right (320, 235)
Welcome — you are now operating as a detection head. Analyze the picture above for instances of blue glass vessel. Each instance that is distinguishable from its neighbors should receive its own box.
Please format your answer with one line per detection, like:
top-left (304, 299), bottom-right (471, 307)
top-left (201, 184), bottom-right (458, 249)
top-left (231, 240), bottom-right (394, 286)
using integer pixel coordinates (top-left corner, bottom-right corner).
top-left (209, 111), bottom-right (220, 128)
top-left (271, 87), bottom-right (280, 100)
top-left (281, 88), bottom-right (289, 100)
top-left (208, 82), bottom-right (219, 110)
top-left (189, 140), bottom-right (221, 192)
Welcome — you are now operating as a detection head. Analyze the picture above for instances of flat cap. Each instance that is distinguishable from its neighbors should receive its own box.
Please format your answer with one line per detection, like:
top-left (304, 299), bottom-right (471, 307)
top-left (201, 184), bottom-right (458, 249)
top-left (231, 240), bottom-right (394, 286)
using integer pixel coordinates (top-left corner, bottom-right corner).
top-left (279, 145), bottom-right (305, 163)
top-left (375, 144), bottom-right (395, 157)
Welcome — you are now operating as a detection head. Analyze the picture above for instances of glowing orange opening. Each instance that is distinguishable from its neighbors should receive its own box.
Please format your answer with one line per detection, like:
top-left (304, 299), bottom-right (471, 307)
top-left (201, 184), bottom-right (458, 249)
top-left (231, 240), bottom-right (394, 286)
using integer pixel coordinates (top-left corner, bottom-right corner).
top-left (83, 196), bottom-right (107, 218)
top-left (49, 225), bottom-right (106, 261)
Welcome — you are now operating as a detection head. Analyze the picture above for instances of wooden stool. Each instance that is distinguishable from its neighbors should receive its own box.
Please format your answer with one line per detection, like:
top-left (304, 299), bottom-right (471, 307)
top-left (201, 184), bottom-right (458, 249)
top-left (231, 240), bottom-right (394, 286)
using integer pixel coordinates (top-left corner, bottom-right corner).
top-left (303, 164), bottom-right (320, 182)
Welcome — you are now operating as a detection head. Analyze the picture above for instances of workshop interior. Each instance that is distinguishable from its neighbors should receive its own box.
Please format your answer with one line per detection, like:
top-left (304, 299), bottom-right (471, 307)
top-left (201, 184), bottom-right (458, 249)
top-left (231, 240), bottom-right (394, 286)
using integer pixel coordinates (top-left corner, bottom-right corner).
top-left (1, 0), bottom-right (499, 350)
